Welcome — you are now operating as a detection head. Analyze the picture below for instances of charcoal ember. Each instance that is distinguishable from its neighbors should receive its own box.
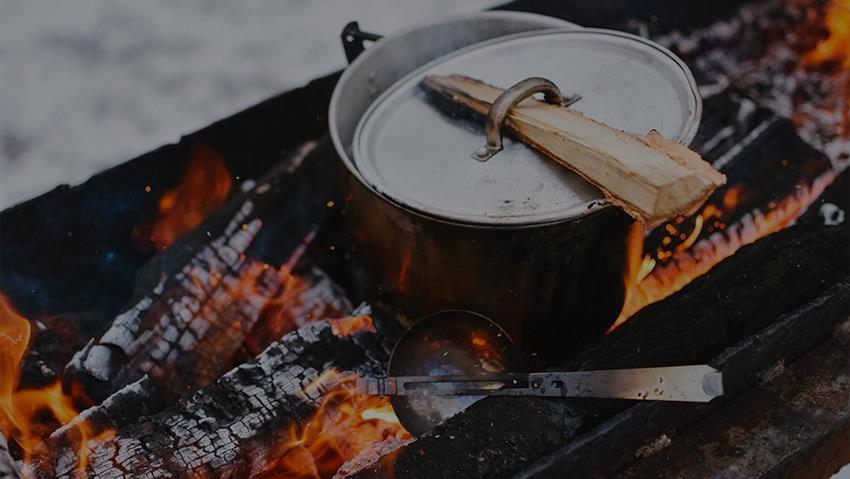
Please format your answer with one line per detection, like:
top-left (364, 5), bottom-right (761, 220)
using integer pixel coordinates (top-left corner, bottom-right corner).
top-left (0, 432), bottom-right (22, 479)
top-left (243, 261), bottom-right (353, 356)
top-left (42, 312), bottom-right (397, 479)
top-left (48, 376), bottom-right (171, 449)
top-left (18, 313), bottom-right (103, 389)
top-left (689, 93), bottom-right (773, 163)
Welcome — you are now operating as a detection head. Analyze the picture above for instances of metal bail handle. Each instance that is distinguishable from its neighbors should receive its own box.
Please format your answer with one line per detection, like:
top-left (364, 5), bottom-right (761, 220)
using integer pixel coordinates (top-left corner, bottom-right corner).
top-left (471, 77), bottom-right (581, 162)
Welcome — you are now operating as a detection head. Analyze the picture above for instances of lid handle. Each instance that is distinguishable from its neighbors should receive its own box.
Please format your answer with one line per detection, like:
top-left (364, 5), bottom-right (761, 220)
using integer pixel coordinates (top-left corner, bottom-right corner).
top-left (471, 77), bottom-right (581, 162)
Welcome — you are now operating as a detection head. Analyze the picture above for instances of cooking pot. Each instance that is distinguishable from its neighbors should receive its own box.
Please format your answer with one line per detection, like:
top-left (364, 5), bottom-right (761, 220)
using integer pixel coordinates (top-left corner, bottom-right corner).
top-left (329, 15), bottom-right (701, 364)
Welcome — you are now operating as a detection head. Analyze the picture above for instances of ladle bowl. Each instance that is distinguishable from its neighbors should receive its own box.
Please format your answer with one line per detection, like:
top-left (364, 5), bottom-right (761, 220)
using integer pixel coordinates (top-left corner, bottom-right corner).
top-left (388, 310), bottom-right (523, 436)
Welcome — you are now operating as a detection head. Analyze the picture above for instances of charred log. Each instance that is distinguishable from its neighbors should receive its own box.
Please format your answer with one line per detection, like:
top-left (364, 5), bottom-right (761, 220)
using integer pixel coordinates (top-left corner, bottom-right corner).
top-left (43, 312), bottom-right (398, 478)
top-left (520, 277), bottom-right (850, 477)
top-left (615, 318), bottom-right (850, 479)
top-left (0, 431), bottom-right (22, 479)
top-left (18, 312), bottom-right (104, 389)
top-left (644, 116), bottom-right (834, 258)
top-left (63, 201), bottom-right (279, 401)
top-left (64, 139), bottom-right (350, 404)
top-left (351, 168), bottom-right (849, 478)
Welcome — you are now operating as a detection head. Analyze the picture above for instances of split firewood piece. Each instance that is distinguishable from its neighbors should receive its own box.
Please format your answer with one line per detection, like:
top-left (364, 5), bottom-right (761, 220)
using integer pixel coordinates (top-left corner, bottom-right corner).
top-left (421, 75), bottom-right (726, 226)
top-left (42, 310), bottom-right (396, 479)
top-left (0, 431), bottom-right (22, 479)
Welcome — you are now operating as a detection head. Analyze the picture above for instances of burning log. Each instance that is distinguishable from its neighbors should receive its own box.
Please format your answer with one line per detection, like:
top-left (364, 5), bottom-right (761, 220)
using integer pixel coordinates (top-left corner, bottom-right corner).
top-left (349, 168), bottom-right (849, 478)
top-left (0, 431), bottom-right (22, 479)
top-left (616, 116), bottom-right (837, 323)
top-left (42, 312), bottom-right (399, 478)
top-left (63, 200), bottom-right (279, 401)
top-left (64, 139), bottom-right (350, 403)
top-left (421, 74), bottom-right (725, 226)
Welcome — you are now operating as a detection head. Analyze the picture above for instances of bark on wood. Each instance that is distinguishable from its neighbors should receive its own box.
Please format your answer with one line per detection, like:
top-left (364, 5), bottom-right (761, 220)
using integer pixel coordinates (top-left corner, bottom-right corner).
top-left (43, 313), bottom-right (396, 479)
top-left (351, 168), bottom-right (850, 479)
top-left (615, 318), bottom-right (850, 479)
top-left (0, 431), bottom-right (22, 479)
top-left (421, 74), bottom-right (725, 226)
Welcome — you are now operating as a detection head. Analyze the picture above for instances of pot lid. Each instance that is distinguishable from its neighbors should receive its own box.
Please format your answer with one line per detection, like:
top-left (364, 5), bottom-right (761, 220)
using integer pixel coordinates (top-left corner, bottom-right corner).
top-left (353, 29), bottom-right (701, 226)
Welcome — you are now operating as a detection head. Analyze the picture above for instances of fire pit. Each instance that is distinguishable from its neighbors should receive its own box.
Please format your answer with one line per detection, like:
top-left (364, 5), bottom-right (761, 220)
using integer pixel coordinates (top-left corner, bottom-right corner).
top-left (1, 0), bottom-right (848, 478)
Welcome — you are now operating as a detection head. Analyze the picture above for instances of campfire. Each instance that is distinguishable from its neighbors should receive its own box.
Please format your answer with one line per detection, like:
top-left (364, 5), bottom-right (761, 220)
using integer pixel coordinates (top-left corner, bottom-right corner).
top-left (1, 0), bottom-right (848, 478)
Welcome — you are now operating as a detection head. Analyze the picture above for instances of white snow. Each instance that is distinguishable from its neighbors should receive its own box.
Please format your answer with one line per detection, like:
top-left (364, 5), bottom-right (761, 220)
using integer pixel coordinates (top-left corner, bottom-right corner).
top-left (0, 0), bottom-right (497, 208)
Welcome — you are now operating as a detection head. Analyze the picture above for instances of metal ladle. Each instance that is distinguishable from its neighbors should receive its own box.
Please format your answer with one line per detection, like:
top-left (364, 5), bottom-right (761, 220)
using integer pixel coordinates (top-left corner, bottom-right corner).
top-left (358, 310), bottom-right (723, 436)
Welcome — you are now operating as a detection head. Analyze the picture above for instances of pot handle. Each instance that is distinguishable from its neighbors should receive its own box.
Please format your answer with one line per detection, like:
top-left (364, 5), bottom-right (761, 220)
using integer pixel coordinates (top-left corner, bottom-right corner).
top-left (471, 77), bottom-right (581, 162)
top-left (341, 22), bottom-right (383, 64)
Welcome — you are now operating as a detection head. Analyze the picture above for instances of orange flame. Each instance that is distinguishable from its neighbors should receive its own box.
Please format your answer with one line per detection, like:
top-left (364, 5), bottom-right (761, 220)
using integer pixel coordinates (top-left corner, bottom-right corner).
top-left (137, 142), bottom-right (232, 251)
top-left (804, 0), bottom-right (850, 67)
top-left (0, 295), bottom-right (107, 475)
top-left (261, 372), bottom-right (411, 479)
top-left (609, 3), bottom-right (848, 332)
top-left (330, 316), bottom-right (376, 337)
top-left (610, 171), bottom-right (838, 330)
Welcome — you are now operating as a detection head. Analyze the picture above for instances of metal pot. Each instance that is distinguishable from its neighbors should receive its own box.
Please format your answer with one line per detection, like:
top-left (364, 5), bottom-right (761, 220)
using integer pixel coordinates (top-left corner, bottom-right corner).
top-left (329, 17), bottom-right (700, 364)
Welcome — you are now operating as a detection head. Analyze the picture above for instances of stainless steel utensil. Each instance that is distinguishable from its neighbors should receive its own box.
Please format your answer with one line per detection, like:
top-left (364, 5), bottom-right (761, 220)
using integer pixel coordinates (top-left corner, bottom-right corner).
top-left (363, 310), bottom-right (723, 436)
top-left (358, 365), bottom-right (723, 402)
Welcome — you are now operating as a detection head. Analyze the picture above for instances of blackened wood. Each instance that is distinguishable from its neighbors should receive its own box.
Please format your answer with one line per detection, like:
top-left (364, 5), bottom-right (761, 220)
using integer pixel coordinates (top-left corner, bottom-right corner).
top-left (520, 277), bottom-right (850, 478)
top-left (0, 431), bottom-right (22, 479)
top-left (352, 168), bottom-right (850, 479)
top-left (63, 200), bottom-right (279, 402)
top-left (43, 314), bottom-right (397, 479)
top-left (50, 376), bottom-right (171, 445)
top-left (615, 319), bottom-right (850, 479)
top-left (64, 139), bottom-right (349, 403)
top-left (18, 312), bottom-right (104, 389)
top-left (644, 116), bottom-right (833, 263)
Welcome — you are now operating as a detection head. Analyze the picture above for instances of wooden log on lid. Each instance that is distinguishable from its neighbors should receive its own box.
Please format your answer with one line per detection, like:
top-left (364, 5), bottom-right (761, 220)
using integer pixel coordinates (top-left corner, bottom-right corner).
top-left (421, 74), bottom-right (726, 227)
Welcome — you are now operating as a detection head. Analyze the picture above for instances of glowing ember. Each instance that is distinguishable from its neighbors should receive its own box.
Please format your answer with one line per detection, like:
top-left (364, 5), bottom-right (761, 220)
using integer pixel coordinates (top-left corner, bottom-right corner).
top-left (0, 295), bottom-right (106, 475)
top-left (244, 264), bottom-right (312, 355)
top-left (244, 231), bottom-right (349, 356)
top-left (611, 170), bottom-right (839, 330)
top-left (330, 315), bottom-right (376, 337)
top-left (261, 372), bottom-right (411, 479)
top-left (135, 142), bottom-right (233, 251)
top-left (609, 1), bottom-right (849, 331)
top-left (803, 0), bottom-right (850, 67)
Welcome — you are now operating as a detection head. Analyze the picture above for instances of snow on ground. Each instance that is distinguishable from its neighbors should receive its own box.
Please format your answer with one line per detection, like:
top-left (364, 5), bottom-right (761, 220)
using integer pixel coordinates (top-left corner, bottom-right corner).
top-left (0, 0), bottom-right (497, 209)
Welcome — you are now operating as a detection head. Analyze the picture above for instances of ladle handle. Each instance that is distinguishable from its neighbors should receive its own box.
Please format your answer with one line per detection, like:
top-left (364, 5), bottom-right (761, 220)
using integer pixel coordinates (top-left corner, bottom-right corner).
top-left (471, 77), bottom-right (581, 162)
top-left (358, 365), bottom-right (723, 403)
